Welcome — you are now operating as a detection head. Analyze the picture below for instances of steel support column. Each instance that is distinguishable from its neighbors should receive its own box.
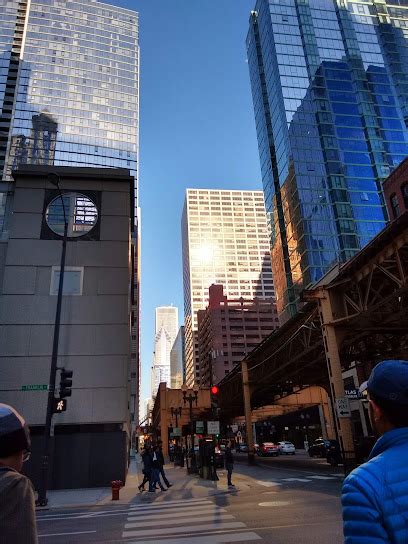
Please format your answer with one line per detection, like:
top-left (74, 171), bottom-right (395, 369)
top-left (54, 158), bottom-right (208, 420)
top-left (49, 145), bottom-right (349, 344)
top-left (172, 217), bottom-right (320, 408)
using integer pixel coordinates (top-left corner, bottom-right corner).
top-left (318, 293), bottom-right (355, 463)
top-left (242, 359), bottom-right (255, 465)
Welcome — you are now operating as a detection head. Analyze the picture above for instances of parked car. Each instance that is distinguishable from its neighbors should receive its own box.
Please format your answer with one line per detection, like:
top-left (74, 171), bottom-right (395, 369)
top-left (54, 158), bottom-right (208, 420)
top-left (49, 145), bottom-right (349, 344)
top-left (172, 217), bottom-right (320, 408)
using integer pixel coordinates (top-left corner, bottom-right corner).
top-left (236, 443), bottom-right (249, 453)
top-left (308, 438), bottom-right (340, 459)
top-left (257, 442), bottom-right (280, 457)
top-left (215, 445), bottom-right (225, 468)
top-left (277, 441), bottom-right (296, 455)
top-left (326, 441), bottom-right (343, 467)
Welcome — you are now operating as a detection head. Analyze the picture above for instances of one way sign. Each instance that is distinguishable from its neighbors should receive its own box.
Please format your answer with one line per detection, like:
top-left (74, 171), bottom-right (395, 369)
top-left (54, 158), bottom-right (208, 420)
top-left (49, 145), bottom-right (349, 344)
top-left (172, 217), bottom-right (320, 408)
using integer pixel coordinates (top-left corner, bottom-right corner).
top-left (336, 397), bottom-right (351, 418)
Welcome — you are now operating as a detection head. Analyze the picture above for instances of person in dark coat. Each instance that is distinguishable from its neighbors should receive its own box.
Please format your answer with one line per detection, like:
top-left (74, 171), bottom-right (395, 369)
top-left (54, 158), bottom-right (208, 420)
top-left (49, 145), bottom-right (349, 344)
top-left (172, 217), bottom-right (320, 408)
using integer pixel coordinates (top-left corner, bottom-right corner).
top-left (225, 441), bottom-right (234, 487)
top-left (0, 404), bottom-right (38, 544)
top-left (149, 445), bottom-right (167, 492)
top-left (138, 446), bottom-right (152, 492)
top-left (157, 442), bottom-right (172, 489)
top-left (342, 360), bottom-right (408, 543)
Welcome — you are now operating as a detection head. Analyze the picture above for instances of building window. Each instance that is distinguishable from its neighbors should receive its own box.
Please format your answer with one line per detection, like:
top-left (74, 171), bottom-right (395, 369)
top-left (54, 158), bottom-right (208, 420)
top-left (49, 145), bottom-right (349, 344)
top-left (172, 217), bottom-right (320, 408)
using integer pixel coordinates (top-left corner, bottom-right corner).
top-left (50, 266), bottom-right (84, 295)
top-left (46, 193), bottom-right (98, 237)
top-left (402, 183), bottom-right (408, 210)
top-left (390, 193), bottom-right (400, 219)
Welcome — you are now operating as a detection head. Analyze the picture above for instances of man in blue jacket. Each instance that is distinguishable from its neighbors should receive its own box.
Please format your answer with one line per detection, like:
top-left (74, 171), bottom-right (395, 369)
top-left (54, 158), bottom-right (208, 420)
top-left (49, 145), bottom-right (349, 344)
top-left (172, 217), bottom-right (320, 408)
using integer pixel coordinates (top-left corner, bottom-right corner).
top-left (342, 359), bottom-right (408, 543)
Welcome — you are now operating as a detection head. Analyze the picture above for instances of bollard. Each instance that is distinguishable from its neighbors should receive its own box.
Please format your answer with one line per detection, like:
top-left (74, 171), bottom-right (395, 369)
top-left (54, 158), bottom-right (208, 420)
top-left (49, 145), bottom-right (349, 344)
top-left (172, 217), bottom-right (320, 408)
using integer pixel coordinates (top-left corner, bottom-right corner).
top-left (111, 480), bottom-right (122, 500)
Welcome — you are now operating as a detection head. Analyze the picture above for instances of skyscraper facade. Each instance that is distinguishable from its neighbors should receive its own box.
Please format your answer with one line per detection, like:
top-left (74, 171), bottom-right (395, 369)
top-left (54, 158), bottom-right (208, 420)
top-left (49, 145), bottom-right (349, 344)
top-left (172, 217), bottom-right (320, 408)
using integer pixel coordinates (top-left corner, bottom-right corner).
top-left (182, 189), bottom-right (275, 386)
top-left (0, 0), bottom-right (140, 421)
top-left (170, 326), bottom-right (185, 389)
top-left (247, 0), bottom-right (408, 320)
top-left (151, 306), bottom-right (178, 398)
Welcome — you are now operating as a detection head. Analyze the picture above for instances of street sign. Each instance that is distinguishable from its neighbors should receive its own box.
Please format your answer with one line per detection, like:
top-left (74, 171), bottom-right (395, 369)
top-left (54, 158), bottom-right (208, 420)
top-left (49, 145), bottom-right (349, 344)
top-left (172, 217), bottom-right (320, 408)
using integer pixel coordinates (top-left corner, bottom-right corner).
top-left (345, 388), bottom-right (360, 399)
top-left (171, 427), bottom-right (181, 437)
top-left (195, 421), bottom-right (204, 434)
top-left (21, 384), bottom-right (48, 391)
top-left (336, 397), bottom-right (351, 418)
top-left (207, 421), bottom-right (220, 435)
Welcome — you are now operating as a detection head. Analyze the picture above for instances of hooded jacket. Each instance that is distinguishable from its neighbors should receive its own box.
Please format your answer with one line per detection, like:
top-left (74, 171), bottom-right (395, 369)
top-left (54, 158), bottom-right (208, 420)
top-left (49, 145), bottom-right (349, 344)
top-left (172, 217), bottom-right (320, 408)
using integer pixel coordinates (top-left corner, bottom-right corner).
top-left (342, 427), bottom-right (408, 543)
top-left (0, 466), bottom-right (38, 543)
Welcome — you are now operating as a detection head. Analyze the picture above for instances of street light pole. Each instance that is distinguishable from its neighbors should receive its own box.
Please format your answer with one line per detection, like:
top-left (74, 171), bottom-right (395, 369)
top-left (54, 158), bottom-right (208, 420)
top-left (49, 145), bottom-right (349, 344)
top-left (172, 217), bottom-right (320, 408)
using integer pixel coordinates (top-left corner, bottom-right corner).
top-left (37, 173), bottom-right (68, 506)
top-left (182, 387), bottom-right (198, 474)
top-left (170, 406), bottom-right (182, 465)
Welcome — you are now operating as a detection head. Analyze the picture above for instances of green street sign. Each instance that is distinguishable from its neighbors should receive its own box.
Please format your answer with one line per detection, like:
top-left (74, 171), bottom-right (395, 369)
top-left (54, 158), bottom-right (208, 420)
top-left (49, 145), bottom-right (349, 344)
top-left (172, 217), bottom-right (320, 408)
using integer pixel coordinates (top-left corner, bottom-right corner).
top-left (21, 384), bottom-right (48, 391)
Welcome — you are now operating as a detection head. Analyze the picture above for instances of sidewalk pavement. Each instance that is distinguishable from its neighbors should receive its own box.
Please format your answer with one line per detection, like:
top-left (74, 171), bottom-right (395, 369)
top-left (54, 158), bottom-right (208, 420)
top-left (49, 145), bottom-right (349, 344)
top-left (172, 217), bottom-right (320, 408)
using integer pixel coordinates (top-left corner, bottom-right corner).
top-left (36, 455), bottom-right (251, 510)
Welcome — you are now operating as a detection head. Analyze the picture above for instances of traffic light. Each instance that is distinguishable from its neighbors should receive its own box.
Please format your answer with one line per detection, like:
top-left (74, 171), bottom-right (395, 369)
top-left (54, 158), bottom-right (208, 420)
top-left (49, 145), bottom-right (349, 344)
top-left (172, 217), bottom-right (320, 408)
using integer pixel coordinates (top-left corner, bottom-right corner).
top-left (53, 398), bottom-right (67, 413)
top-left (59, 369), bottom-right (73, 398)
top-left (211, 385), bottom-right (219, 417)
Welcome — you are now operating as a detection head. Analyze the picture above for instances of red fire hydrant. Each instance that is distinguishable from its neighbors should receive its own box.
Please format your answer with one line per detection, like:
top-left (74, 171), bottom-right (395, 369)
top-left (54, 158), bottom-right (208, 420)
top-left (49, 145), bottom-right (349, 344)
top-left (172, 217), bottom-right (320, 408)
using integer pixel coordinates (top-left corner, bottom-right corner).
top-left (111, 480), bottom-right (122, 500)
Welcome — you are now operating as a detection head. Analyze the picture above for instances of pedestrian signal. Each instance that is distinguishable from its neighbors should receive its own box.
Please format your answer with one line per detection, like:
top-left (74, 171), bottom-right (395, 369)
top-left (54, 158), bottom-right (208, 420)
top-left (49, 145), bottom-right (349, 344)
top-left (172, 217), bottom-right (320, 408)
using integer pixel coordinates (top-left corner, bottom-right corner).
top-left (53, 398), bottom-right (67, 413)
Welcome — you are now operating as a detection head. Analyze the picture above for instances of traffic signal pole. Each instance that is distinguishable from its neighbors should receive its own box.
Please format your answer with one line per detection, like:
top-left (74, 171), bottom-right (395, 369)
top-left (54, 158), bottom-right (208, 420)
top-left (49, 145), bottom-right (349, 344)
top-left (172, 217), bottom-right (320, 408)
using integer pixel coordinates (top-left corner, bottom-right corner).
top-left (37, 176), bottom-right (68, 507)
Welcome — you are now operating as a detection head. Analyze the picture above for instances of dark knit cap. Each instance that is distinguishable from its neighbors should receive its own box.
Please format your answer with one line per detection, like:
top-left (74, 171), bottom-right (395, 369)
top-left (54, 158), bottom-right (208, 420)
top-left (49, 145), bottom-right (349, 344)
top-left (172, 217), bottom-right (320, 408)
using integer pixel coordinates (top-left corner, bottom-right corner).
top-left (0, 404), bottom-right (31, 458)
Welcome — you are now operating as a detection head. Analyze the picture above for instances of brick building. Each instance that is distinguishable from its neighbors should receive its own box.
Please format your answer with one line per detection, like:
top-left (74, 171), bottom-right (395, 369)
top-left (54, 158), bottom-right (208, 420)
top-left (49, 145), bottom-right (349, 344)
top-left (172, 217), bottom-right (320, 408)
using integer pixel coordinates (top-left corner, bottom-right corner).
top-left (197, 284), bottom-right (279, 386)
top-left (383, 157), bottom-right (408, 220)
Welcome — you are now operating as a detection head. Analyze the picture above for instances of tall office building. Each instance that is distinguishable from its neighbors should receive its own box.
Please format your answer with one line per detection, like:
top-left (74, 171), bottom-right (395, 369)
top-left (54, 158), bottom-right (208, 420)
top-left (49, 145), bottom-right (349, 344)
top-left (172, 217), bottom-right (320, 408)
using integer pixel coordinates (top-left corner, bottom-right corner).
top-left (0, 0), bottom-right (141, 421)
top-left (155, 306), bottom-right (179, 342)
top-left (170, 326), bottom-right (185, 389)
top-left (182, 189), bottom-right (275, 386)
top-left (197, 285), bottom-right (279, 386)
top-left (151, 306), bottom-right (178, 398)
top-left (247, 0), bottom-right (408, 320)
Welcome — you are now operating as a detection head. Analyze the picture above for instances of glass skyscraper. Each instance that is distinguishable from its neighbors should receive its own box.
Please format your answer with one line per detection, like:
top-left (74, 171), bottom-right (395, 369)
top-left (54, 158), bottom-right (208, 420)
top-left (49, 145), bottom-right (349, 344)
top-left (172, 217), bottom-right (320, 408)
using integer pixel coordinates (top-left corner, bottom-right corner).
top-left (0, 0), bottom-right (140, 420)
top-left (247, 0), bottom-right (408, 320)
top-left (0, 0), bottom-right (139, 233)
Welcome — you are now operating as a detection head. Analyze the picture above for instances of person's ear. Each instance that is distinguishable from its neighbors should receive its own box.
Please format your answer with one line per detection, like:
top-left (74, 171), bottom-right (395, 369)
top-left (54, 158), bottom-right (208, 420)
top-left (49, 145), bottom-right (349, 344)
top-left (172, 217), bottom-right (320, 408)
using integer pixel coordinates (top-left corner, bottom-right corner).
top-left (369, 399), bottom-right (383, 421)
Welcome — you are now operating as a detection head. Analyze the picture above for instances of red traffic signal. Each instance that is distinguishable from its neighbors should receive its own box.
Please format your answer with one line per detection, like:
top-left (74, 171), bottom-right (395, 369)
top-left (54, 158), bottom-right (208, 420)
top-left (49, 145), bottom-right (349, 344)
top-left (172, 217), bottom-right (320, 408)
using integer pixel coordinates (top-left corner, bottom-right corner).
top-left (211, 386), bottom-right (219, 395)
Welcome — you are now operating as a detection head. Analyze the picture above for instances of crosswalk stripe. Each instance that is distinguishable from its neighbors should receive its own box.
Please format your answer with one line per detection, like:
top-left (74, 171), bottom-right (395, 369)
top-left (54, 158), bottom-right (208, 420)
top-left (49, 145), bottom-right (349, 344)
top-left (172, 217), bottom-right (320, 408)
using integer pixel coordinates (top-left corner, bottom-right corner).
top-left (122, 521), bottom-right (246, 539)
top-left (256, 480), bottom-right (281, 487)
top-left (281, 478), bottom-right (312, 482)
top-left (128, 501), bottom-right (211, 514)
top-left (130, 497), bottom-right (210, 508)
top-left (308, 475), bottom-right (337, 480)
top-left (126, 532), bottom-right (262, 544)
top-left (127, 507), bottom-right (225, 521)
top-left (124, 514), bottom-right (234, 529)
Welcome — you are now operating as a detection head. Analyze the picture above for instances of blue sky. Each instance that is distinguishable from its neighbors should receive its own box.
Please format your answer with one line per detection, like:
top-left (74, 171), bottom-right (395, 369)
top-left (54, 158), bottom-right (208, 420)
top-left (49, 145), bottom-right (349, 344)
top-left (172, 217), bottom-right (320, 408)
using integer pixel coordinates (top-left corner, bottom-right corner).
top-left (106, 0), bottom-right (262, 413)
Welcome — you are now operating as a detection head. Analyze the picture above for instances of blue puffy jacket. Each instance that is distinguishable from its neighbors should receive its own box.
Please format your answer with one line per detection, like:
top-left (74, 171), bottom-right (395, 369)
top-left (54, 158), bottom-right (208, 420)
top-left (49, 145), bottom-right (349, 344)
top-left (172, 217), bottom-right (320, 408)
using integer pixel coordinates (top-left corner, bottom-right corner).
top-left (342, 427), bottom-right (408, 543)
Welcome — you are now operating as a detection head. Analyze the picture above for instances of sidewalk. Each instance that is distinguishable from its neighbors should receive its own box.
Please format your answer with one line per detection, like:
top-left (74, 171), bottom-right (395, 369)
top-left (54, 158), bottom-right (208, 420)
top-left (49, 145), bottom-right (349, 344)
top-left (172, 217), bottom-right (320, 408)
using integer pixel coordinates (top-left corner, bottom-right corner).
top-left (36, 457), bottom-right (141, 510)
top-left (36, 456), bottom-right (251, 509)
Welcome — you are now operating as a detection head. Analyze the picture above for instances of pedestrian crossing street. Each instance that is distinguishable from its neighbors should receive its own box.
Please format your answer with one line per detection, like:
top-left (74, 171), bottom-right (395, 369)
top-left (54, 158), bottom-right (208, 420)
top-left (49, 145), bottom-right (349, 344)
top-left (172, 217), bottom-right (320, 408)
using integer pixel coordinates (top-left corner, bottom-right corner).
top-left (256, 473), bottom-right (343, 487)
top-left (122, 497), bottom-right (261, 543)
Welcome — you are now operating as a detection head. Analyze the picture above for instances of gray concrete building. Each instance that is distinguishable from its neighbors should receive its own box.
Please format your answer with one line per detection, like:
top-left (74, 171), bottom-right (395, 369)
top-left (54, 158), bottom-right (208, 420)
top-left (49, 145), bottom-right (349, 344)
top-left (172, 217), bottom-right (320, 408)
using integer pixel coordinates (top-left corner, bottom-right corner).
top-left (0, 166), bottom-right (134, 489)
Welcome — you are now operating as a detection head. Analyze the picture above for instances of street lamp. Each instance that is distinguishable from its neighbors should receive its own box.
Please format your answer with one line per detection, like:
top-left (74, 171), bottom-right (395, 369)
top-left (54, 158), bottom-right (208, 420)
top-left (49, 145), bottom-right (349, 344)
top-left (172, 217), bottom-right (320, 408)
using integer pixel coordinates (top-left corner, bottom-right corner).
top-left (170, 406), bottom-right (182, 427)
top-left (182, 385), bottom-right (199, 474)
top-left (37, 172), bottom-right (68, 507)
top-left (170, 406), bottom-right (182, 465)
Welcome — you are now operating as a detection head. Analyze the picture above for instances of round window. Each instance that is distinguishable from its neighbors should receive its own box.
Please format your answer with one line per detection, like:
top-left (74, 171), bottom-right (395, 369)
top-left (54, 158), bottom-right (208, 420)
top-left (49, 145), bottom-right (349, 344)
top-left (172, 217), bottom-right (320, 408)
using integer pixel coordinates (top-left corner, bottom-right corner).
top-left (46, 192), bottom-right (98, 237)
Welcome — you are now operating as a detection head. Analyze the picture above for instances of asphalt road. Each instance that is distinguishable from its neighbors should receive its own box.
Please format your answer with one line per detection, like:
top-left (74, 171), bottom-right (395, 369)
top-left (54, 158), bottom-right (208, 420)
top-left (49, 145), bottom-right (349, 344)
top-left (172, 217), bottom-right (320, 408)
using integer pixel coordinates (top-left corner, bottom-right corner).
top-left (35, 457), bottom-right (344, 543)
top-left (234, 450), bottom-right (345, 476)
